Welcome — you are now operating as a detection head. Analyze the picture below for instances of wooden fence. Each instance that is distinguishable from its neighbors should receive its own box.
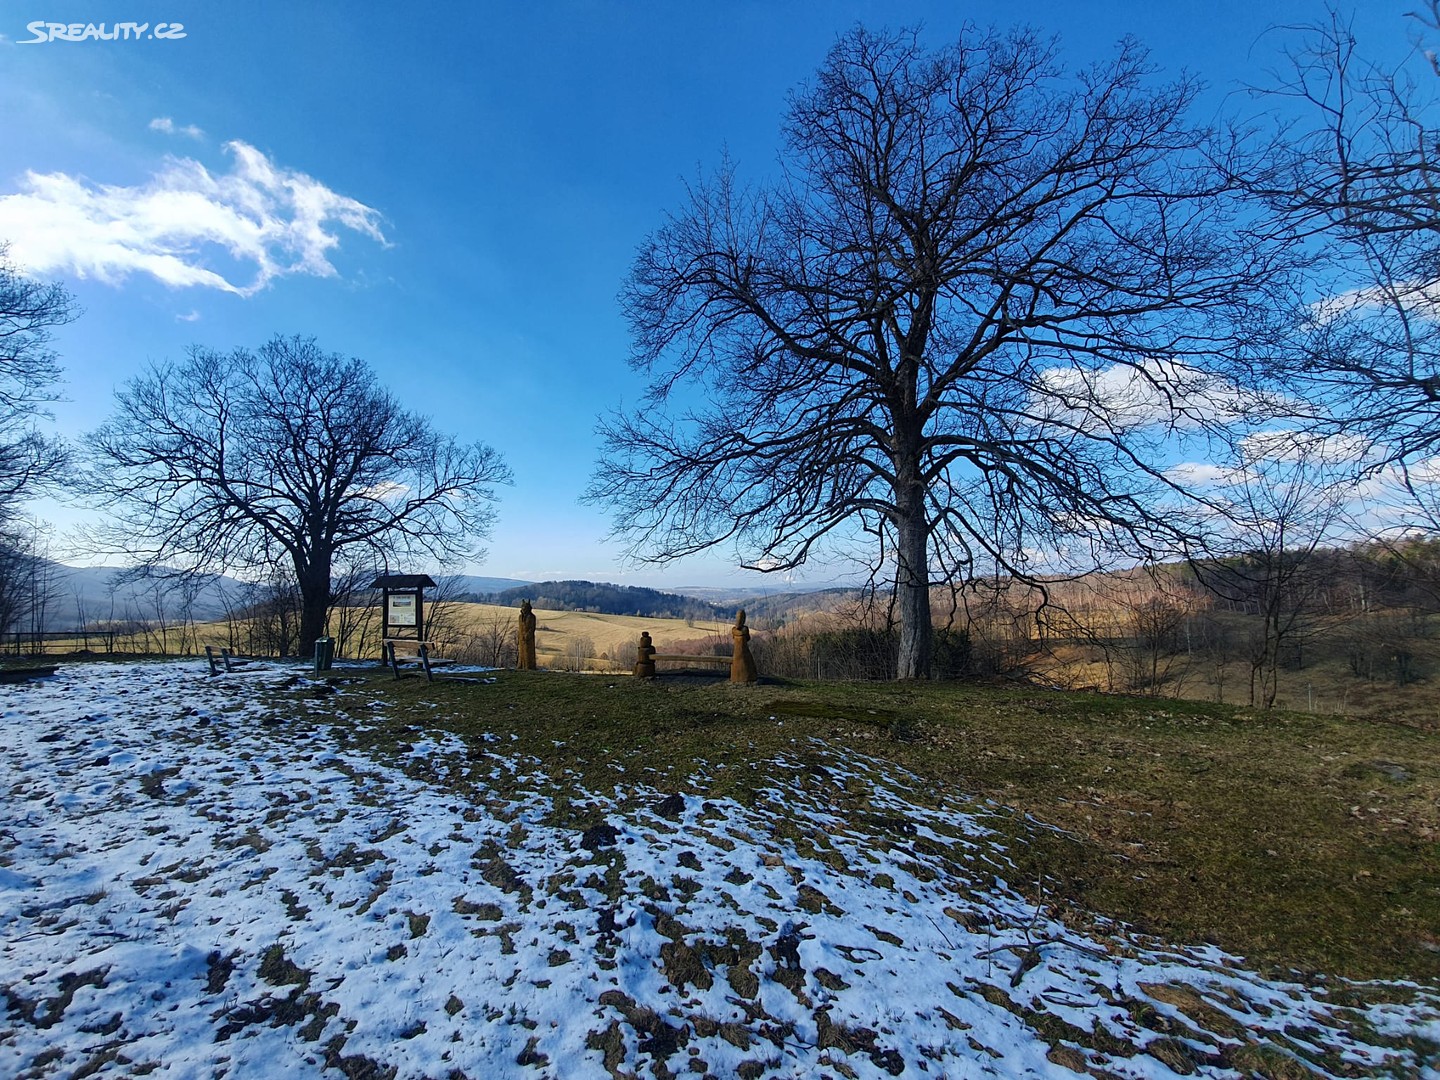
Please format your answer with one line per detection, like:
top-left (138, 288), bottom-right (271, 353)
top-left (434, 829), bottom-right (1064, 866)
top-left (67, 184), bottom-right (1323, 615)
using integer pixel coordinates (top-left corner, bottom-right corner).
top-left (6, 630), bottom-right (119, 656)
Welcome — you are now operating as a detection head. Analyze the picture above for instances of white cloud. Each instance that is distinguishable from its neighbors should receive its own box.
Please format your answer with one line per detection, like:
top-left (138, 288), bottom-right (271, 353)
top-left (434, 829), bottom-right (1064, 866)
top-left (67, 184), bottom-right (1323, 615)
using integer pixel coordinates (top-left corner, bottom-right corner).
top-left (1166, 431), bottom-right (1375, 497)
top-left (1403, 455), bottom-right (1440, 484)
top-left (0, 140), bottom-right (386, 296)
top-left (356, 480), bottom-right (409, 501)
top-left (174, 310), bottom-right (201, 322)
top-left (1351, 455), bottom-right (1440, 532)
top-left (1311, 277), bottom-right (1440, 324)
top-left (1164, 461), bottom-right (1230, 487)
top-left (1236, 428), bottom-right (1372, 469)
top-left (1034, 357), bottom-right (1266, 433)
top-left (148, 116), bottom-right (205, 140)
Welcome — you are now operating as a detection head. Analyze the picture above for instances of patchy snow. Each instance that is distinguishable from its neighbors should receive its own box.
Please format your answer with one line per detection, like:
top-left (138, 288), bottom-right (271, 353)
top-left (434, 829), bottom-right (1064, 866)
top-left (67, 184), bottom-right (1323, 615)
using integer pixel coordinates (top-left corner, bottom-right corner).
top-left (1, 661), bottom-right (1436, 1078)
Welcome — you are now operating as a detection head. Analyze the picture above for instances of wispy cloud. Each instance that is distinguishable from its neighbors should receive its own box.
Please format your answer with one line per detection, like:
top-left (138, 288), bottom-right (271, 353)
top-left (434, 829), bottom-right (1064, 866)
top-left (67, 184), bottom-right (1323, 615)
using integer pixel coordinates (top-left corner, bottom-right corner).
top-left (1167, 430), bottom-right (1375, 491)
top-left (148, 116), bottom-right (205, 140)
top-left (175, 310), bottom-right (201, 322)
top-left (1033, 357), bottom-right (1273, 433)
top-left (1311, 276), bottom-right (1440, 324)
top-left (1237, 428), bottom-right (1373, 468)
top-left (1164, 461), bottom-right (1230, 487)
top-left (0, 140), bottom-right (386, 296)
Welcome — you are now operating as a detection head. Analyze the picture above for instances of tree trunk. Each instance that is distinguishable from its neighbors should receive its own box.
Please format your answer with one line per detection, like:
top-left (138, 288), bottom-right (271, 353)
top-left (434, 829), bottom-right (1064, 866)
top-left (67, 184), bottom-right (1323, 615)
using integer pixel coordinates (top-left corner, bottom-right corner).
top-left (894, 507), bottom-right (932, 680)
top-left (296, 551), bottom-right (332, 661)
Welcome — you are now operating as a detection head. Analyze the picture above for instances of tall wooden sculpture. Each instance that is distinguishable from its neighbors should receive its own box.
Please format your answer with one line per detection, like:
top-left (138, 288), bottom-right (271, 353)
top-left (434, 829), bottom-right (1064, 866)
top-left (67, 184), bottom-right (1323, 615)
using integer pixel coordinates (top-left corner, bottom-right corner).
top-left (730, 609), bottom-right (758, 684)
top-left (517, 599), bottom-right (537, 670)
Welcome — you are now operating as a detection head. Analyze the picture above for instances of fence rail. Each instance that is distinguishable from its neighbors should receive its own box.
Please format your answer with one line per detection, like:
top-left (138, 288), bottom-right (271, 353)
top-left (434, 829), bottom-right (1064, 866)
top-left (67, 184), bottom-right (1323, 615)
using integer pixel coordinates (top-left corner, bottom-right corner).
top-left (6, 630), bottom-right (119, 656)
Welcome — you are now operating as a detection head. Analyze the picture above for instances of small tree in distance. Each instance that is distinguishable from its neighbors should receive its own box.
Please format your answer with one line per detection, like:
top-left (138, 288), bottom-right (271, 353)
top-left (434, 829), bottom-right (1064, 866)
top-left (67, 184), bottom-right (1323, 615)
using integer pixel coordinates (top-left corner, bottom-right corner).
top-left (1188, 433), bottom-right (1350, 708)
top-left (85, 335), bottom-right (511, 655)
top-left (589, 25), bottom-right (1293, 679)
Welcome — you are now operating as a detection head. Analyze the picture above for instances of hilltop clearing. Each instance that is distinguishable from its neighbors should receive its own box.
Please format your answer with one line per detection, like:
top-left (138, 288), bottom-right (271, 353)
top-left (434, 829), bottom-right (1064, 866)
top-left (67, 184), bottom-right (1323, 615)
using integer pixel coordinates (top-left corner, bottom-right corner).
top-left (1, 661), bottom-right (1436, 1077)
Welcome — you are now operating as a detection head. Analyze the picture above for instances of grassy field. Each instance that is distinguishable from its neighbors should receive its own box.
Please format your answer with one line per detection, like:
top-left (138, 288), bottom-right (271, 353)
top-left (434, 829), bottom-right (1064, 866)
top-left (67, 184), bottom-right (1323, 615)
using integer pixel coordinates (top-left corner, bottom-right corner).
top-left (1029, 614), bottom-right (1440, 727)
top-left (346, 667), bottom-right (1440, 987)
top-left (443, 601), bottom-right (732, 665)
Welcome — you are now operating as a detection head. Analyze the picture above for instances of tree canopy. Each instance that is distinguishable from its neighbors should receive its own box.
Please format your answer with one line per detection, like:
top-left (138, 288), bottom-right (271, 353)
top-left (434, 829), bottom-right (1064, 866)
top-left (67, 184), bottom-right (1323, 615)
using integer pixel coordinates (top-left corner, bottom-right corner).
top-left (0, 242), bottom-right (73, 516)
top-left (590, 25), bottom-right (1293, 677)
top-left (1251, 9), bottom-right (1440, 469)
top-left (86, 335), bottom-right (512, 653)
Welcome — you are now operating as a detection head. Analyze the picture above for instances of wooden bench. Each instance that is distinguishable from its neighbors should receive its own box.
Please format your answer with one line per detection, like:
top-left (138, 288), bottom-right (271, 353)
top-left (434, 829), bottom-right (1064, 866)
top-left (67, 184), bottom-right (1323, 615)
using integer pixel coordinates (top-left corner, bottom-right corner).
top-left (384, 640), bottom-right (457, 683)
top-left (0, 664), bottom-right (58, 683)
top-left (205, 646), bottom-right (255, 676)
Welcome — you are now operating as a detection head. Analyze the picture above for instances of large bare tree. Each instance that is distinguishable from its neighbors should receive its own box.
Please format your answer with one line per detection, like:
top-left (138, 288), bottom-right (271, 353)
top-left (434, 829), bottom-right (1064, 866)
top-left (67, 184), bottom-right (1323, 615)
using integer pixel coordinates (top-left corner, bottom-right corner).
top-left (0, 242), bottom-right (73, 514)
top-left (590, 26), bottom-right (1290, 678)
top-left (0, 243), bottom-right (74, 642)
top-left (86, 335), bottom-right (511, 655)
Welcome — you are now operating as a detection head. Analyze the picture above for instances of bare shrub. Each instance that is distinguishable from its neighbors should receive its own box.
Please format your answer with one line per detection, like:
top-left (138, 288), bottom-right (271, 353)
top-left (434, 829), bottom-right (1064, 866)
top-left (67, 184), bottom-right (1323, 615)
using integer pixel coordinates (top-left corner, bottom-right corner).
top-left (556, 635), bottom-right (597, 672)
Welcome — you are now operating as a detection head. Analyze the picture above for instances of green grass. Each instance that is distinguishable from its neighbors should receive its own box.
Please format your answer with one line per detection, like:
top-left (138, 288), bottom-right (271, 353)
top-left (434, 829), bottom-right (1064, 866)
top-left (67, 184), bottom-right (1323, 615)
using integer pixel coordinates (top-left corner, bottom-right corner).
top-left (328, 668), bottom-right (1440, 985)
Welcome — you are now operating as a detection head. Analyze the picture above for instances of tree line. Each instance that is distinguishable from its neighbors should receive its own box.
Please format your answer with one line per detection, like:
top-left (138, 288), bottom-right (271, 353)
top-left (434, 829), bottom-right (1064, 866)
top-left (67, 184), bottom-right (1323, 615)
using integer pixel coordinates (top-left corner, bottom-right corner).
top-left (3, 8), bottom-right (1439, 687)
top-left (478, 580), bottom-right (728, 621)
top-left (738, 537), bottom-right (1440, 716)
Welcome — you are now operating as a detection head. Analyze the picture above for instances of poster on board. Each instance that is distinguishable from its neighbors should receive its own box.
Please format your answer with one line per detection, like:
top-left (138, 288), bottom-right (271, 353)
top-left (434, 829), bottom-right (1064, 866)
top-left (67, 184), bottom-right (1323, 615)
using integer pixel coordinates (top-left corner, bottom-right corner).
top-left (387, 594), bottom-right (418, 627)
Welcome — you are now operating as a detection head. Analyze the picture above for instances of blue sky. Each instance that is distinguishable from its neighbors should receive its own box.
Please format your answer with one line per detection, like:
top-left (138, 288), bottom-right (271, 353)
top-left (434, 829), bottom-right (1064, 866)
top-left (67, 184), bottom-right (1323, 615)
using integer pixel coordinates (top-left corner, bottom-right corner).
top-left (0, 1), bottom-right (1413, 587)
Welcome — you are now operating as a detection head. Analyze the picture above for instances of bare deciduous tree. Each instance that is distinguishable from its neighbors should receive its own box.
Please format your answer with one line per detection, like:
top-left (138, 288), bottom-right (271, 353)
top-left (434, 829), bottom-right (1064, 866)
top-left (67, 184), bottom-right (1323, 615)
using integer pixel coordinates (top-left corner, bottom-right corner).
top-left (237, 573), bottom-right (303, 658)
top-left (0, 523), bottom-right (54, 643)
top-left (1114, 584), bottom-right (1198, 696)
top-left (0, 240), bottom-right (73, 638)
top-left (1190, 435), bottom-right (1350, 708)
top-left (590, 26), bottom-right (1290, 678)
top-left (557, 634), bottom-right (597, 673)
top-left (468, 610), bottom-right (519, 669)
top-left (328, 557), bottom-right (383, 659)
top-left (85, 335), bottom-right (512, 654)
top-left (0, 243), bottom-right (73, 517)
top-left (1252, 11), bottom-right (1440, 466)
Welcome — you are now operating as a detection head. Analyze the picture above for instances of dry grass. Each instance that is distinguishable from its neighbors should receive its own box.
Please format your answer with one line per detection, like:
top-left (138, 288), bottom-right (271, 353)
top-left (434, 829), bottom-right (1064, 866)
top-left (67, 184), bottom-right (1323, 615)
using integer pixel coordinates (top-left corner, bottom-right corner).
top-left (442, 602), bottom-right (732, 665)
top-left (13, 604), bottom-right (737, 668)
top-left (342, 668), bottom-right (1440, 985)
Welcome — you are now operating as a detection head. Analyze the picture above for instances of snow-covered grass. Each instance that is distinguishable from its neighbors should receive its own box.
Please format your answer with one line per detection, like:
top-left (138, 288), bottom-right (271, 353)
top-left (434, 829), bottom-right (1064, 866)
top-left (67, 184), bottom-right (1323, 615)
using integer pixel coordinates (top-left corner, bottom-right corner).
top-left (1, 660), bottom-right (1436, 1078)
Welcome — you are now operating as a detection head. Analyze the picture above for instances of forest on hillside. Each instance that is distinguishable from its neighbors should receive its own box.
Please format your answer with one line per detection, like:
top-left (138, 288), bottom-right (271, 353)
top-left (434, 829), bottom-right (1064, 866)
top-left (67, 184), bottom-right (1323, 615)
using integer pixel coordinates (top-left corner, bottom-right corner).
top-left (476, 580), bottom-right (729, 622)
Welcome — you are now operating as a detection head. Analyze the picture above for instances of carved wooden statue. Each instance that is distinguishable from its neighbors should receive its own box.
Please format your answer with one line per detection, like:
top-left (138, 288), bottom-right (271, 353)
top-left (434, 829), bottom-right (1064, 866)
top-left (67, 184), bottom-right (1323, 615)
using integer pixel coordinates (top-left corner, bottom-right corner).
top-left (730, 609), bottom-right (758, 684)
top-left (517, 599), bottom-right (537, 670)
top-left (634, 630), bottom-right (657, 678)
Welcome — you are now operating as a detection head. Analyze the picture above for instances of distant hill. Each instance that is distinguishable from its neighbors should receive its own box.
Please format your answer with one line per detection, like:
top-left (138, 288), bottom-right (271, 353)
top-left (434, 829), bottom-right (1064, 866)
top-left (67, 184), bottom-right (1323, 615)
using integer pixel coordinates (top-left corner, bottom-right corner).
top-left (670, 581), bottom-right (852, 601)
top-left (442, 574), bottom-right (534, 596)
top-left (33, 562), bottom-right (242, 629)
top-left (723, 587), bottom-right (861, 623)
top-left (662, 583), bottom-right (861, 621)
top-left (26, 565), bottom-right (534, 631)
top-left (481, 580), bottom-right (730, 621)
top-left (25, 562), bottom-right (841, 631)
